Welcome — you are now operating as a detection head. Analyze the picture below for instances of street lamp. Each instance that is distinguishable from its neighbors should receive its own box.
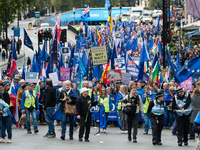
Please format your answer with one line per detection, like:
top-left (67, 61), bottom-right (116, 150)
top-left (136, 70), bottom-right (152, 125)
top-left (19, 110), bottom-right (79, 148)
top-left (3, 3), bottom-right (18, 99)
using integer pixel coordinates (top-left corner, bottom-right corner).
top-left (73, 8), bottom-right (76, 25)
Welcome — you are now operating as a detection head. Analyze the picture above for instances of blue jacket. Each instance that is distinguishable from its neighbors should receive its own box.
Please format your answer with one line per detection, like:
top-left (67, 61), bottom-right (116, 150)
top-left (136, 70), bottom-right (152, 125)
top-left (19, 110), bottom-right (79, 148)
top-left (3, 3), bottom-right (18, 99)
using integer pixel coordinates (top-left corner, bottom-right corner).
top-left (21, 90), bottom-right (39, 110)
top-left (136, 88), bottom-right (145, 97)
top-left (142, 91), bottom-right (156, 104)
top-left (115, 92), bottom-right (129, 107)
top-left (165, 93), bottom-right (175, 106)
top-left (0, 99), bottom-right (11, 117)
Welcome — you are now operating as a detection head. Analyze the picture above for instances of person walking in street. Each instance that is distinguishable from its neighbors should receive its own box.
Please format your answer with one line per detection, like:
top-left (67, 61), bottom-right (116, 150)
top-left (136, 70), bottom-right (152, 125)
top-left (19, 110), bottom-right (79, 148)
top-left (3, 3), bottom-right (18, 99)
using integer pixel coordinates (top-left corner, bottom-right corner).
top-left (76, 87), bottom-right (99, 142)
top-left (0, 99), bottom-right (12, 143)
top-left (124, 86), bottom-right (143, 143)
top-left (21, 83), bottom-right (39, 134)
top-left (148, 91), bottom-right (165, 145)
top-left (115, 85), bottom-right (129, 133)
top-left (142, 86), bottom-right (156, 134)
top-left (59, 80), bottom-right (78, 140)
top-left (172, 87), bottom-right (191, 146)
top-left (39, 81), bottom-right (46, 125)
top-left (42, 79), bottom-right (56, 138)
top-left (98, 87), bottom-right (112, 133)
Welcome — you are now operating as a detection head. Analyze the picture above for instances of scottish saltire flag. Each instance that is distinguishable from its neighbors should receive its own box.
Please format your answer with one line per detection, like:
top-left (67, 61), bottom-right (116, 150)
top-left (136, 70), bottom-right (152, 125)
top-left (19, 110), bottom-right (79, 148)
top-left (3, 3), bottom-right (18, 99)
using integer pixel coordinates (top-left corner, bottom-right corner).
top-left (7, 38), bottom-right (18, 78)
top-left (24, 28), bottom-right (34, 50)
top-left (81, 6), bottom-right (90, 19)
top-left (105, 0), bottom-right (111, 9)
top-left (10, 80), bottom-right (18, 127)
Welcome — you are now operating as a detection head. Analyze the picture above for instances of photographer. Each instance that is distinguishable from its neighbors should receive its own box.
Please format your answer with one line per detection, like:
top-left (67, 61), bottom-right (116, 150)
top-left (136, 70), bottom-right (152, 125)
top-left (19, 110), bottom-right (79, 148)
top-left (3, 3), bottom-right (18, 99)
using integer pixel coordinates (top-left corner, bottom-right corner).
top-left (124, 86), bottom-right (143, 143)
top-left (59, 80), bottom-right (78, 140)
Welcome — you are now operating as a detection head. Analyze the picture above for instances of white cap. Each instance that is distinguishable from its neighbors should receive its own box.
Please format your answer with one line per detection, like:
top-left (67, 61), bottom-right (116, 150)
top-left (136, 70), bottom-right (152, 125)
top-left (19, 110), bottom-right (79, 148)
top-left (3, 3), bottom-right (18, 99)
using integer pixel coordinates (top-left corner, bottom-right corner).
top-left (81, 87), bottom-right (89, 94)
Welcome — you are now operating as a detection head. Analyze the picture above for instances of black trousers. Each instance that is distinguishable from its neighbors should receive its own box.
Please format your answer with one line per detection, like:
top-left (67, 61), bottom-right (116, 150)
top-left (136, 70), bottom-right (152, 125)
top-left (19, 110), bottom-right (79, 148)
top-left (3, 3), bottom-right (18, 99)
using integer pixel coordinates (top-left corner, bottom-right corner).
top-left (175, 114), bottom-right (190, 143)
top-left (79, 114), bottom-right (91, 140)
top-left (127, 113), bottom-right (139, 139)
top-left (39, 105), bottom-right (45, 123)
top-left (150, 115), bottom-right (164, 143)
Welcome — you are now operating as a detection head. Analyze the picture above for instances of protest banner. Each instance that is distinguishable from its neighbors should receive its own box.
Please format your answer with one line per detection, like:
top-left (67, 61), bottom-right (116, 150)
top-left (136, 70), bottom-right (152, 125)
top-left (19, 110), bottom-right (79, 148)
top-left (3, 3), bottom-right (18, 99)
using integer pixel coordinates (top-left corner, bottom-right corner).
top-left (91, 46), bottom-right (107, 65)
top-left (49, 72), bottom-right (59, 86)
top-left (114, 57), bottom-right (126, 73)
top-left (106, 70), bottom-right (122, 81)
top-left (121, 73), bottom-right (131, 86)
top-left (25, 72), bottom-right (39, 83)
top-left (91, 94), bottom-right (117, 121)
top-left (60, 67), bottom-right (70, 81)
top-left (127, 56), bottom-right (139, 78)
top-left (180, 77), bottom-right (193, 91)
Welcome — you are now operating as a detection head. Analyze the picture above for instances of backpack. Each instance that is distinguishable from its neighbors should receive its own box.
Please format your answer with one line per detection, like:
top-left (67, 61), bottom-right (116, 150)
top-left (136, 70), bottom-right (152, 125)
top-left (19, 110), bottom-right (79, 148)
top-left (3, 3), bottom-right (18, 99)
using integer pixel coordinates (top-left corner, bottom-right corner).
top-left (123, 95), bottom-right (138, 116)
top-left (55, 89), bottom-right (60, 104)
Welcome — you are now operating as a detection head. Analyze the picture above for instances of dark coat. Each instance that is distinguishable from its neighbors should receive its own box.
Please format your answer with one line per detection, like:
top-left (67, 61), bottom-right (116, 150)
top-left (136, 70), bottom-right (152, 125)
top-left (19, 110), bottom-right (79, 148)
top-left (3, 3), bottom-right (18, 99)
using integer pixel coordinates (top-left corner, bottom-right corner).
top-left (76, 95), bottom-right (98, 116)
top-left (59, 89), bottom-right (78, 112)
top-left (0, 91), bottom-right (10, 105)
top-left (42, 86), bottom-right (56, 110)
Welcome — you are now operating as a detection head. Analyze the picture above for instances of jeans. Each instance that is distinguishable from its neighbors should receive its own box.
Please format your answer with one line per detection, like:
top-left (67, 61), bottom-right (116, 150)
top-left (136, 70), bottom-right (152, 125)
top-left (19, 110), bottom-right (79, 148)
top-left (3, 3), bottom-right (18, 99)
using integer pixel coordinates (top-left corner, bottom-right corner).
top-left (0, 118), bottom-right (2, 137)
top-left (172, 119), bottom-right (177, 135)
top-left (1, 115), bottom-right (12, 139)
top-left (45, 107), bottom-right (55, 134)
top-left (168, 111), bottom-right (175, 127)
top-left (119, 109), bottom-right (127, 131)
top-left (25, 108), bottom-right (38, 130)
top-left (144, 113), bottom-right (150, 133)
top-left (61, 112), bottom-right (74, 136)
top-left (39, 105), bottom-right (45, 123)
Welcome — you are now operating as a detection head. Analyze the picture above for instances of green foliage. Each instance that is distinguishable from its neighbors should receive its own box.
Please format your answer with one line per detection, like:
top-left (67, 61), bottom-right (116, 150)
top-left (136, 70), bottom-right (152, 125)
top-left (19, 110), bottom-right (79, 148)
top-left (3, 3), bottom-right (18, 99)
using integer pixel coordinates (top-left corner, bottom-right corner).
top-left (0, 0), bottom-right (33, 32)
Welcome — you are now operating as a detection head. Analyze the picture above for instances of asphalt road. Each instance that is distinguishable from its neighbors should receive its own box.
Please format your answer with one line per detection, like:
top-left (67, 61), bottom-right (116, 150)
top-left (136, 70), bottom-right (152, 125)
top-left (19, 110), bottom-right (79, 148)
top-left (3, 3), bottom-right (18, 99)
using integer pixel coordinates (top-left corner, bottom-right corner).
top-left (1, 18), bottom-right (76, 71)
top-left (0, 125), bottom-right (196, 150)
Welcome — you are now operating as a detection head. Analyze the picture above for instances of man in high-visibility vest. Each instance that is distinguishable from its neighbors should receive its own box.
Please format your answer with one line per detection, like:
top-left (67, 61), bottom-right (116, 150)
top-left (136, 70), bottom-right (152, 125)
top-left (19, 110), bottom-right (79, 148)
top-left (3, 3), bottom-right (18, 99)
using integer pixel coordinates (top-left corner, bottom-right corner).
top-left (142, 86), bottom-right (155, 135)
top-left (21, 83), bottom-right (39, 134)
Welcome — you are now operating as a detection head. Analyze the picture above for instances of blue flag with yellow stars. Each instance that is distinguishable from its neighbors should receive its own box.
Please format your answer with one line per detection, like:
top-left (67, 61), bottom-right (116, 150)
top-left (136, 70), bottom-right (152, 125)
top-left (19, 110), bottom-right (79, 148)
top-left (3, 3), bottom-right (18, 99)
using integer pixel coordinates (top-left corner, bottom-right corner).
top-left (47, 28), bottom-right (58, 75)
top-left (177, 54), bottom-right (200, 83)
top-left (87, 49), bottom-right (93, 81)
top-left (23, 28), bottom-right (34, 50)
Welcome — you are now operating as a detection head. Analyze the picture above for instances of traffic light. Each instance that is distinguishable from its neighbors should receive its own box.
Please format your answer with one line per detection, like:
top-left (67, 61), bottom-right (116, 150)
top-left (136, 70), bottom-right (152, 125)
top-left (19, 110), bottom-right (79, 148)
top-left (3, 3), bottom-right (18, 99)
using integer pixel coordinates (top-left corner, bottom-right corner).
top-left (60, 29), bottom-right (67, 43)
top-left (38, 30), bottom-right (43, 44)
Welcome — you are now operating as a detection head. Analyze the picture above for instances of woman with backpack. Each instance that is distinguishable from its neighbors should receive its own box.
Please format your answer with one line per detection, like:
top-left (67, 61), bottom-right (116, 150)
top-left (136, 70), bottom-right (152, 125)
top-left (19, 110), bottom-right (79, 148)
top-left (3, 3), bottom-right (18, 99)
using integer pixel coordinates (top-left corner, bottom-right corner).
top-left (124, 86), bottom-right (143, 143)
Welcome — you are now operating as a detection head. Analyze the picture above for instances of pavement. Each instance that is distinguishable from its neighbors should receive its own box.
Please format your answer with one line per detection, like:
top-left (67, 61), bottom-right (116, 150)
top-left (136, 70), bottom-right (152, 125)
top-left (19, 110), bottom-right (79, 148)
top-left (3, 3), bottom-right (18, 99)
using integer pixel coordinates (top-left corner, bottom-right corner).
top-left (0, 49), bottom-right (25, 68)
top-left (0, 125), bottom-right (196, 150)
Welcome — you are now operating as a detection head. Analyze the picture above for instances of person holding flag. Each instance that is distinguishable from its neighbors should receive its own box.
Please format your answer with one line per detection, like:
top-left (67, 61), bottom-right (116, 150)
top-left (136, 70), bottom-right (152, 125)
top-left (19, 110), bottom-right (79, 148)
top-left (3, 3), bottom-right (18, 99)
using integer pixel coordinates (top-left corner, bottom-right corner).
top-left (97, 87), bottom-right (112, 133)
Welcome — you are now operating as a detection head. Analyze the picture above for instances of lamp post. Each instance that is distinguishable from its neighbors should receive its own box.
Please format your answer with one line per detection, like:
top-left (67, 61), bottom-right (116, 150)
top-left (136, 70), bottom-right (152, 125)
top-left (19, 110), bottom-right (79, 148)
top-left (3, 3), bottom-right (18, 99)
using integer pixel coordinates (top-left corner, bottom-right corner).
top-left (73, 8), bottom-right (76, 25)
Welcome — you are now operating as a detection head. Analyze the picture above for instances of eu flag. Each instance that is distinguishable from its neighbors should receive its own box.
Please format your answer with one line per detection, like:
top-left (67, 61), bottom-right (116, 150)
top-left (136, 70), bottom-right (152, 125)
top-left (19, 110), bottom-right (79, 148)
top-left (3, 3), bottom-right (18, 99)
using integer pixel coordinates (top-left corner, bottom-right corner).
top-left (177, 54), bottom-right (200, 83)
top-left (40, 40), bottom-right (50, 62)
top-left (47, 27), bottom-right (58, 74)
top-left (111, 43), bottom-right (117, 70)
top-left (24, 28), bottom-right (34, 51)
top-left (69, 46), bottom-right (75, 80)
top-left (88, 50), bottom-right (93, 81)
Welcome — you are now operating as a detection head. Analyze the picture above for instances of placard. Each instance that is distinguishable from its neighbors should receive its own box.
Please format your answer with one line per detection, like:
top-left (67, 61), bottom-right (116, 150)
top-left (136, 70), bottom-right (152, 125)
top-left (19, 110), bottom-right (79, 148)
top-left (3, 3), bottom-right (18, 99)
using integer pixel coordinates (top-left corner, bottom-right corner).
top-left (60, 67), bottom-right (70, 81)
top-left (180, 77), bottom-right (193, 91)
top-left (49, 72), bottom-right (59, 86)
top-left (25, 72), bottom-right (39, 83)
top-left (121, 73), bottom-right (131, 86)
top-left (91, 46), bottom-right (107, 65)
top-left (114, 57), bottom-right (126, 73)
top-left (106, 70), bottom-right (122, 81)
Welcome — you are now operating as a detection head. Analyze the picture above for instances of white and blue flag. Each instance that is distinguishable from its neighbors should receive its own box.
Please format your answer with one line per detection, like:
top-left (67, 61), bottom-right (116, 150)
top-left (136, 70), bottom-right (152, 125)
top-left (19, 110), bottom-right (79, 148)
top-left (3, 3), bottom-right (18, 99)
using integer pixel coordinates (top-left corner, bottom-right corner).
top-left (81, 6), bottom-right (90, 19)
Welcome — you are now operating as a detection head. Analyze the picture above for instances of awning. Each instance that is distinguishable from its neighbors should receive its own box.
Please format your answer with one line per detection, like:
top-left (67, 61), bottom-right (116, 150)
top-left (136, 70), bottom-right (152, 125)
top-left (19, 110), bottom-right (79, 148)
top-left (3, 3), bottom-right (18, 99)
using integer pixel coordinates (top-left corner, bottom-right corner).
top-left (182, 21), bottom-right (200, 31)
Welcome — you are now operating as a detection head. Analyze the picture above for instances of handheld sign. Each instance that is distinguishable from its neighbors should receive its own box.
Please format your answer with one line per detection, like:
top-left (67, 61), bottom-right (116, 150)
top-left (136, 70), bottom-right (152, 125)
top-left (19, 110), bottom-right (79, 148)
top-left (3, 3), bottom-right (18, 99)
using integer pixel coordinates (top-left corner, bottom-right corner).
top-left (26, 72), bottom-right (39, 83)
top-left (106, 70), bottom-right (122, 81)
top-left (91, 46), bottom-right (107, 66)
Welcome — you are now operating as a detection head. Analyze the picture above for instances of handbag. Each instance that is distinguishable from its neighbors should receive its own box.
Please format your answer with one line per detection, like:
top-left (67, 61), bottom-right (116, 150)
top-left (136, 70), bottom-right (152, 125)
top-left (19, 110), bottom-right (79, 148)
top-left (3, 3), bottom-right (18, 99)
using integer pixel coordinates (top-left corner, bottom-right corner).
top-left (64, 102), bottom-right (77, 116)
top-left (123, 95), bottom-right (137, 115)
